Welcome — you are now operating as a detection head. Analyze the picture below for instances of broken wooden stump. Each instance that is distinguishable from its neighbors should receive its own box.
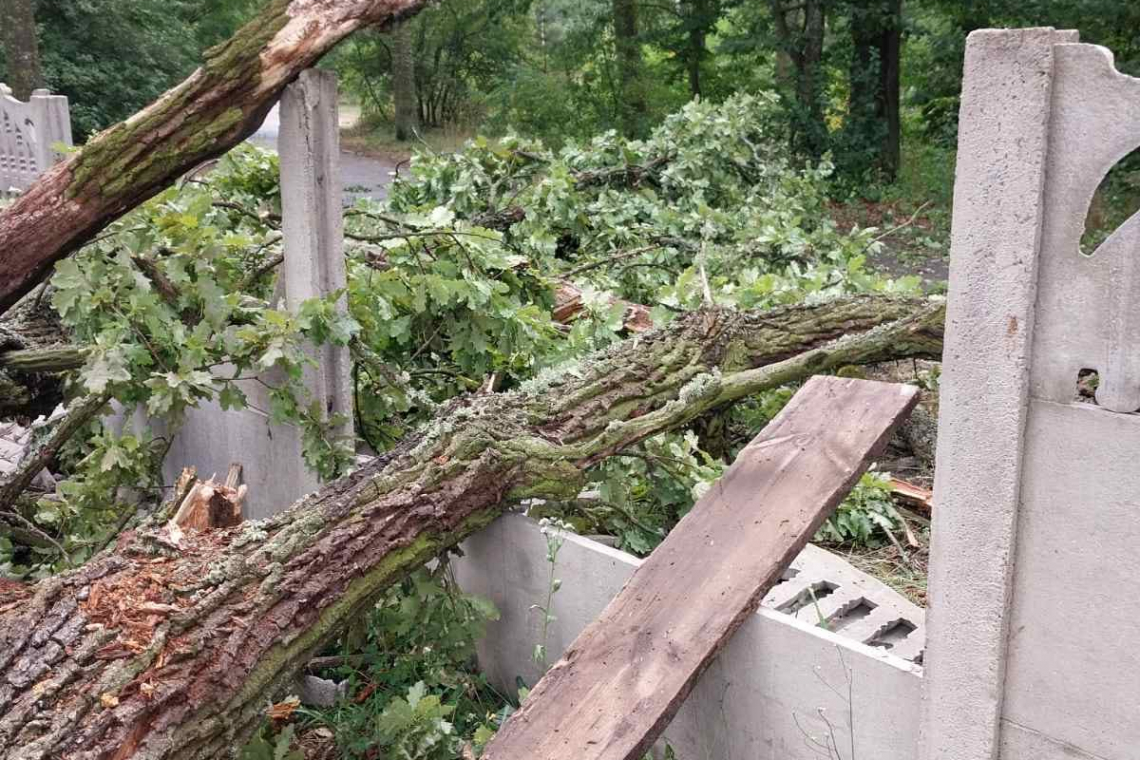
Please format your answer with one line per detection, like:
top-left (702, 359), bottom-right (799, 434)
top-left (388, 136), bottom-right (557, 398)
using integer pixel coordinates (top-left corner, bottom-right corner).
top-left (171, 464), bottom-right (246, 531)
top-left (482, 376), bottom-right (919, 760)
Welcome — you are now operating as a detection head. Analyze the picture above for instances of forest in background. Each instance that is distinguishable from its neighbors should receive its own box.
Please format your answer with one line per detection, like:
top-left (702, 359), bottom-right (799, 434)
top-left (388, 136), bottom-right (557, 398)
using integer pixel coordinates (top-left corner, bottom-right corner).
top-left (3, 1), bottom-right (1139, 178)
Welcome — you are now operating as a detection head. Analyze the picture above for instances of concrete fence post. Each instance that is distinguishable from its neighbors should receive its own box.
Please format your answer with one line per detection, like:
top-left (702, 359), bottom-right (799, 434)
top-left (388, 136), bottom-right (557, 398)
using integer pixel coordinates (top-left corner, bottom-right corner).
top-left (155, 69), bottom-right (353, 519)
top-left (277, 68), bottom-right (354, 451)
top-left (28, 88), bottom-right (72, 171)
top-left (923, 28), bottom-right (1140, 760)
top-left (919, 28), bottom-right (1076, 760)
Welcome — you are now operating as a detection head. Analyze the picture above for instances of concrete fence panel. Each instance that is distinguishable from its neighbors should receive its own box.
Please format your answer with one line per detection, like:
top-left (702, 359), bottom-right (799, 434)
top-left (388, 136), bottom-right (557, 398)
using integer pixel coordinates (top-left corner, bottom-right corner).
top-left (0, 84), bottom-right (71, 198)
top-left (453, 514), bottom-right (925, 760)
top-left (158, 70), bottom-right (352, 518)
top-left (922, 29), bottom-right (1140, 760)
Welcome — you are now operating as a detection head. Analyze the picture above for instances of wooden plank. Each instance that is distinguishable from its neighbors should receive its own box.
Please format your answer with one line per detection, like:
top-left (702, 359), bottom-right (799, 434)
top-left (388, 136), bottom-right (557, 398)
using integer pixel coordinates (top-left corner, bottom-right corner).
top-left (481, 376), bottom-right (919, 760)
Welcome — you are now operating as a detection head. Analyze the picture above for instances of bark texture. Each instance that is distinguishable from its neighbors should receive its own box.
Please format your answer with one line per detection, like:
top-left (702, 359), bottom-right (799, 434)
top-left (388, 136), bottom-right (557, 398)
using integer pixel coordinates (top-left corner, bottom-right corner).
top-left (848, 0), bottom-right (902, 179)
top-left (0, 0), bottom-right (432, 315)
top-left (0, 0), bottom-right (43, 100)
top-left (612, 0), bottom-right (647, 137)
top-left (0, 296), bottom-right (944, 760)
top-left (390, 20), bottom-right (418, 141)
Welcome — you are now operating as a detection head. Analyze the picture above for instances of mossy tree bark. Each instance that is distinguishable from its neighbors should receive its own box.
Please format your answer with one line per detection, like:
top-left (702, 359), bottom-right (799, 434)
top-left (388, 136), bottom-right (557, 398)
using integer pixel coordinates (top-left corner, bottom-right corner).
top-left (0, 296), bottom-right (944, 760)
top-left (0, 0), bottom-right (432, 315)
top-left (391, 20), bottom-right (418, 141)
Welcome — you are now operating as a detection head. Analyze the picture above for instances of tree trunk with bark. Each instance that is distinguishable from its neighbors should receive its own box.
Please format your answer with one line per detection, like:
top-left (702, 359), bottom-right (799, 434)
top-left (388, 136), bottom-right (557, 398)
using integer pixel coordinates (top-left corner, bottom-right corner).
top-left (769, 0), bottom-right (828, 159)
top-left (391, 19), bottom-right (418, 141)
top-left (0, 0), bottom-right (43, 101)
top-left (0, 296), bottom-right (944, 760)
top-left (0, 0), bottom-right (433, 315)
top-left (682, 0), bottom-right (713, 99)
top-left (612, 0), bottom-right (647, 138)
top-left (847, 0), bottom-right (902, 180)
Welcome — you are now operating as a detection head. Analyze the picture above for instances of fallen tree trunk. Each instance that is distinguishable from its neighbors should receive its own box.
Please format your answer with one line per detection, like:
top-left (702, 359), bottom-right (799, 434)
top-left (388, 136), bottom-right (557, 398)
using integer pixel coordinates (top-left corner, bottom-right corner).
top-left (0, 0), bottom-right (432, 314)
top-left (0, 296), bottom-right (944, 760)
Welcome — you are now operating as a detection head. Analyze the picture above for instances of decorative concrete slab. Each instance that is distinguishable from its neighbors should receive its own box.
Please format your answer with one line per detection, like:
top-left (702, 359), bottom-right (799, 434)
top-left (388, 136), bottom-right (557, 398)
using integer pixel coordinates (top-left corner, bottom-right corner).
top-left (765, 543), bottom-right (926, 663)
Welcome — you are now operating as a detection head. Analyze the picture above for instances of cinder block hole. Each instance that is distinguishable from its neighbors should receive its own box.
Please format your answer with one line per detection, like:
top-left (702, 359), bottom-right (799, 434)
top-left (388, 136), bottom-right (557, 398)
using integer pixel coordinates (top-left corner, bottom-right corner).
top-left (867, 619), bottom-right (918, 650)
top-left (1076, 368), bottom-right (1100, 404)
top-left (778, 581), bottom-right (837, 615)
top-left (828, 599), bottom-right (877, 631)
top-left (779, 567), bottom-right (801, 582)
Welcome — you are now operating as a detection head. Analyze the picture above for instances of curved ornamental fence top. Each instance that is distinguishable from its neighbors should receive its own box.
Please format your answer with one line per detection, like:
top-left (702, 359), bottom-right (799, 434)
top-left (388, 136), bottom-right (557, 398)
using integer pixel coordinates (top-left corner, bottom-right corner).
top-left (0, 84), bottom-right (72, 199)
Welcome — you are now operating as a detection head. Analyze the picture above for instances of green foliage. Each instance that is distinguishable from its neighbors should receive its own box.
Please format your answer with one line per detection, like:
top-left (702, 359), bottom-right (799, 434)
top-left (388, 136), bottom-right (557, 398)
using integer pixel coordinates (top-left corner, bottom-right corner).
top-left (3, 147), bottom-right (358, 577)
top-left (0, 0), bottom-right (259, 141)
top-left (239, 724), bottom-right (303, 760)
top-left (373, 682), bottom-right (459, 760)
top-left (815, 470), bottom-right (904, 546)
top-left (6, 93), bottom-right (917, 578)
top-left (391, 93), bottom-right (918, 319)
top-left (531, 518), bottom-right (573, 667)
top-left (586, 431), bottom-right (725, 555)
top-left (300, 567), bottom-right (505, 758)
top-left (52, 145), bottom-right (358, 481)
top-left (27, 0), bottom-right (199, 140)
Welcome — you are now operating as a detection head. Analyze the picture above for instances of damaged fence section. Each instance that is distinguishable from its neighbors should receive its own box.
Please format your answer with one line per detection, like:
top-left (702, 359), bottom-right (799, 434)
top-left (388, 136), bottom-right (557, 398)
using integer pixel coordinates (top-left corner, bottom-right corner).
top-left (453, 514), bottom-right (924, 760)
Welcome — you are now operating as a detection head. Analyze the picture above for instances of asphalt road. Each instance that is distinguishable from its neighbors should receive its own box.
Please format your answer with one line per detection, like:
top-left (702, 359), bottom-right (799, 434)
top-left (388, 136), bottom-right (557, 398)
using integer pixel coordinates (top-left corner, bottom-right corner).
top-left (250, 104), bottom-right (397, 204)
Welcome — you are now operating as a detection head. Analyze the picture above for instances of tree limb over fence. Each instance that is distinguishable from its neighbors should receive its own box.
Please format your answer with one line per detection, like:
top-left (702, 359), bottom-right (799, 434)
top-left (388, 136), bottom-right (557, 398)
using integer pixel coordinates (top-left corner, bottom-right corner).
top-left (0, 295), bottom-right (943, 760)
top-left (0, 0), bottom-right (434, 315)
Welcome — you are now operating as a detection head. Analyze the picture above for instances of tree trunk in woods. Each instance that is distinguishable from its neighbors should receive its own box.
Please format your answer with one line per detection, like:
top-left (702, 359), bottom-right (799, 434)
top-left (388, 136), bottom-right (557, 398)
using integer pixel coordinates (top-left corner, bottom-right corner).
top-left (682, 0), bottom-right (712, 99)
top-left (848, 0), bottom-right (902, 180)
top-left (769, 0), bottom-right (828, 159)
top-left (612, 0), bottom-right (647, 137)
top-left (391, 20), bottom-right (418, 141)
top-left (0, 296), bottom-right (944, 760)
top-left (0, 0), bottom-right (433, 316)
top-left (0, 0), bottom-right (43, 101)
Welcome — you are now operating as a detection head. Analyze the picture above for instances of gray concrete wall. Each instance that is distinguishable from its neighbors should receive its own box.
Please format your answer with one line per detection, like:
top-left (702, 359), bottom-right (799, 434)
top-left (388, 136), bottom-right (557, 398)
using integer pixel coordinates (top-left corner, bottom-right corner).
top-left (0, 85), bottom-right (71, 198)
top-left (452, 514), bottom-right (924, 760)
top-left (922, 30), bottom-right (1140, 760)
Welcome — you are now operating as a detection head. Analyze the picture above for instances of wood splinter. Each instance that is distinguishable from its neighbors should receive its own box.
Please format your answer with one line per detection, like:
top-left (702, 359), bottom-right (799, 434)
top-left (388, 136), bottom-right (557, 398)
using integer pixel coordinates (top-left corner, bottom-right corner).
top-left (171, 463), bottom-right (246, 531)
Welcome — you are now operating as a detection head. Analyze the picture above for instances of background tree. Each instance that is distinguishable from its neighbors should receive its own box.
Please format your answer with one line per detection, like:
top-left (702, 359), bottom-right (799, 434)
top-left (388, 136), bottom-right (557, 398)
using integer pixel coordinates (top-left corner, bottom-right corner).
top-left (392, 20), bottom-right (419, 141)
top-left (767, 0), bottom-right (829, 159)
top-left (0, 0), bottom-right (44, 100)
top-left (612, 0), bottom-right (648, 136)
top-left (842, 0), bottom-right (902, 180)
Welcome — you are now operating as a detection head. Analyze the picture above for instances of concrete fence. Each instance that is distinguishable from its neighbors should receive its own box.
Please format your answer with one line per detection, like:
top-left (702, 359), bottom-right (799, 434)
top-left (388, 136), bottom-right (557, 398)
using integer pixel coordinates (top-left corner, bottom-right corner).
top-left (454, 29), bottom-right (1140, 760)
top-left (921, 28), bottom-right (1140, 760)
top-left (0, 84), bottom-right (71, 199)
top-left (452, 514), bottom-right (925, 760)
top-left (155, 69), bottom-right (353, 517)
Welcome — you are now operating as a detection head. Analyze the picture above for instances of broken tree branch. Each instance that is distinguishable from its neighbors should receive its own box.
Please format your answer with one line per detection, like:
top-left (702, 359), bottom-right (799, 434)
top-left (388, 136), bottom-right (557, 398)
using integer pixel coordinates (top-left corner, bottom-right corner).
top-left (0, 296), bottom-right (943, 759)
top-left (0, 392), bottom-right (112, 513)
top-left (0, 0), bottom-right (434, 314)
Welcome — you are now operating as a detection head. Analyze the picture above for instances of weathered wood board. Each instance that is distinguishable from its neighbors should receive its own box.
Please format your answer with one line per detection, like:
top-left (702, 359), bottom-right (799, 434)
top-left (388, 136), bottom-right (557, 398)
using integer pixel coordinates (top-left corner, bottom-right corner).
top-left (482, 375), bottom-right (919, 760)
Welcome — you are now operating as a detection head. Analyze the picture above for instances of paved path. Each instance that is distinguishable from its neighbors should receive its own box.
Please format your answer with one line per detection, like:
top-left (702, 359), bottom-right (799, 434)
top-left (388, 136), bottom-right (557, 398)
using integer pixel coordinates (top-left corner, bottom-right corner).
top-left (250, 104), bottom-right (397, 204)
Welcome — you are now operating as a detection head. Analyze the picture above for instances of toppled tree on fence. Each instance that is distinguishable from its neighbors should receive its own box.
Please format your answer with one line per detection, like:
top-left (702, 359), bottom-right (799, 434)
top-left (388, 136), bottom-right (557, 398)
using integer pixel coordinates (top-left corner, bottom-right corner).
top-left (0, 296), bottom-right (943, 760)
